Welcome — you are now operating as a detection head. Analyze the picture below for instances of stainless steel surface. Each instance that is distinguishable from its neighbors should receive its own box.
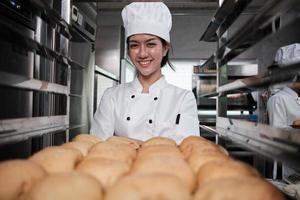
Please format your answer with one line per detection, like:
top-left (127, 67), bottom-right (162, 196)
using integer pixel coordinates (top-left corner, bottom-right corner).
top-left (95, 65), bottom-right (118, 80)
top-left (200, 0), bottom-right (253, 42)
top-left (95, 26), bottom-right (124, 79)
top-left (0, 0), bottom-right (73, 148)
top-left (94, 66), bottom-right (119, 113)
top-left (71, 3), bottom-right (97, 42)
top-left (227, 61), bottom-right (258, 76)
top-left (199, 124), bottom-right (219, 134)
top-left (0, 71), bottom-right (69, 95)
top-left (0, 116), bottom-right (68, 145)
top-left (219, 0), bottom-right (300, 66)
top-left (0, 12), bottom-right (35, 121)
top-left (216, 117), bottom-right (300, 171)
top-left (218, 61), bottom-right (300, 94)
top-left (61, 0), bottom-right (71, 24)
top-left (69, 27), bottom-right (96, 137)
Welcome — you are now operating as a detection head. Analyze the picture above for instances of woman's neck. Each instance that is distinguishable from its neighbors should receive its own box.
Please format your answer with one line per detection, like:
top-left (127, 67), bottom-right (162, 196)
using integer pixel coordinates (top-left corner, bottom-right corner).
top-left (138, 72), bottom-right (162, 93)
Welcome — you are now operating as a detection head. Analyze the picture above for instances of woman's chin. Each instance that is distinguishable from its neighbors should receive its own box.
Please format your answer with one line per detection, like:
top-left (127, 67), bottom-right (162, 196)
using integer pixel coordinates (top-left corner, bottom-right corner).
top-left (138, 70), bottom-right (153, 77)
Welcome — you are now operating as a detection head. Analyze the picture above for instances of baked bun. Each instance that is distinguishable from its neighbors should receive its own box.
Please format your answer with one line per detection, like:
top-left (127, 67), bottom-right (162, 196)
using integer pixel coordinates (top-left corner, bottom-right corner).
top-left (105, 173), bottom-right (192, 200)
top-left (142, 136), bottom-right (177, 147)
top-left (181, 140), bottom-right (227, 158)
top-left (76, 157), bottom-right (130, 188)
top-left (187, 152), bottom-right (230, 174)
top-left (137, 145), bottom-right (184, 159)
top-left (193, 177), bottom-right (285, 200)
top-left (106, 136), bottom-right (141, 149)
top-left (87, 142), bottom-right (136, 166)
top-left (0, 160), bottom-right (47, 200)
top-left (23, 172), bottom-right (103, 200)
top-left (62, 141), bottom-right (94, 156)
top-left (293, 120), bottom-right (300, 126)
top-left (132, 156), bottom-right (196, 192)
top-left (179, 136), bottom-right (210, 151)
top-left (72, 134), bottom-right (102, 144)
top-left (29, 146), bottom-right (83, 173)
top-left (197, 160), bottom-right (260, 186)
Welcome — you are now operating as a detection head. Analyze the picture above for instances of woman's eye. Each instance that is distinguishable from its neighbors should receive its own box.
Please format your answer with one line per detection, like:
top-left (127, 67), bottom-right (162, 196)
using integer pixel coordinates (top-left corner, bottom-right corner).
top-left (129, 44), bottom-right (138, 49)
top-left (147, 43), bottom-right (156, 47)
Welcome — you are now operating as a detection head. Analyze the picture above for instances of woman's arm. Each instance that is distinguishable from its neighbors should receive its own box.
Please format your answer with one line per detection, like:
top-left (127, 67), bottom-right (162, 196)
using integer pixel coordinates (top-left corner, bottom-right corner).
top-left (90, 88), bottom-right (115, 139)
top-left (175, 91), bottom-right (200, 143)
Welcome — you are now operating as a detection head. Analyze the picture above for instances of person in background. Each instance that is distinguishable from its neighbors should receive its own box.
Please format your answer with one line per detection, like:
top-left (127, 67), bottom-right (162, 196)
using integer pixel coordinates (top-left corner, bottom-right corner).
top-left (267, 43), bottom-right (300, 129)
top-left (267, 43), bottom-right (300, 185)
top-left (90, 2), bottom-right (199, 143)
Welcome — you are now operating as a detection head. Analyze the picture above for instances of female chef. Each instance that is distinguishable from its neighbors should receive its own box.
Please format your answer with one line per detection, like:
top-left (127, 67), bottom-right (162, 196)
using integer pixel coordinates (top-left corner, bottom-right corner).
top-left (90, 2), bottom-right (199, 143)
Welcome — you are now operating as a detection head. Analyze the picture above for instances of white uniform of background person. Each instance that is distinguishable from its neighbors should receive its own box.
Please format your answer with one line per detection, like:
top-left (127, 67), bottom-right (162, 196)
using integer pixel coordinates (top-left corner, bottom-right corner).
top-left (90, 2), bottom-right (199, 143)
top-left (267, 43), bottom-right (300, 184)
top-left (267, 43), bottom-right (300, 129)
top-left (268, 87), bottom-right (300, 129)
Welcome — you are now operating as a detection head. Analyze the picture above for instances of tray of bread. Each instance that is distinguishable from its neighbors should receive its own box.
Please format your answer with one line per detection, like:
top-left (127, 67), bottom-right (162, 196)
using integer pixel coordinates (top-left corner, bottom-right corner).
top-left (0, 134), bottom-right (286, 200)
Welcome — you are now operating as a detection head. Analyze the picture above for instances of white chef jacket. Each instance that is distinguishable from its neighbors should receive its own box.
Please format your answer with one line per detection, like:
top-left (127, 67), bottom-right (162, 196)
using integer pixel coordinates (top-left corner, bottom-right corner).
top-left (90, 76), bottom-right (200, 143)
top-left (267, 86), bottom-right (300, 129)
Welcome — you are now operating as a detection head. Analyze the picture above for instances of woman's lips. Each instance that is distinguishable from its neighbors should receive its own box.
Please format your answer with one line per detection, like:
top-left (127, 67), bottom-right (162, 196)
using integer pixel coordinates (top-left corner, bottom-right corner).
top-left (138, 60), bottom-right (151, 68)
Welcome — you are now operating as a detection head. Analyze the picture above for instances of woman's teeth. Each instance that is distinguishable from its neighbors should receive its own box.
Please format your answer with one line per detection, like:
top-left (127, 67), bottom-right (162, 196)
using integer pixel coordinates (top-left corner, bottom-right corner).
top-left (140, 61), bottom-right (150, 65)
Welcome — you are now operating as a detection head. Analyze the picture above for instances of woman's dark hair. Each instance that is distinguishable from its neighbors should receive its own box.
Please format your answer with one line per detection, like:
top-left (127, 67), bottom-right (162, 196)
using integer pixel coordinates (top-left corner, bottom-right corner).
top-left (126, 37), bottom-right (175, 71)
top-left (160, 38), bottom-right (175, 71)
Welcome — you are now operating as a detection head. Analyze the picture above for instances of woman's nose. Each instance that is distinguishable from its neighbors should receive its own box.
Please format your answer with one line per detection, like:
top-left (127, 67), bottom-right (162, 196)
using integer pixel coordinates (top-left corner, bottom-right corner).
top-left (138, 45), bottom-right (148, 58)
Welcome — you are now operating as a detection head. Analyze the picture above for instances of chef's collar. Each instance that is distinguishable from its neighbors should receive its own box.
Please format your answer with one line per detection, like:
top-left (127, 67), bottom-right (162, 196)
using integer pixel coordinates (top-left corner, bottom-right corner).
top-left (283, 86), bottom-right (299, 98)
top-left (132, 75), bottom-right (167, 93)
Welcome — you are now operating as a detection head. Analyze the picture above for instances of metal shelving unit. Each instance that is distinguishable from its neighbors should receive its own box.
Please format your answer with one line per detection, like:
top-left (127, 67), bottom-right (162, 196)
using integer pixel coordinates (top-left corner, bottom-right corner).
top-left (0, 1), bottom-right (98, 148)
top-left (200, 0), bottom-right (252, 42)
top-left (198, 0), bottom-right (300, 185)
top-left (0, 0), bottom-right (72, 147)
top-left (216, 117), bottom-right (300, 170)
top-left (218, 0), bottom-right (300, 66)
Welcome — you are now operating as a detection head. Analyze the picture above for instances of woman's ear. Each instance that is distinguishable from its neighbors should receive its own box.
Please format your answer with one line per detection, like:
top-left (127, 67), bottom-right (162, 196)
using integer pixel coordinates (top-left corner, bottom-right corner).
top-left (163, 43), bottom-right (170, 57)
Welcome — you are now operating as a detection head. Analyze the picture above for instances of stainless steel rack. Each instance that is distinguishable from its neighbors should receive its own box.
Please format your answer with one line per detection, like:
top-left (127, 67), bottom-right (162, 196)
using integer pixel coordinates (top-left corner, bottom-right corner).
top-left (218, 0), bottom-right (300, 66)
top-left (0, 1), bottom-right (96, 147)
top-left (200, 0), bottom-right (252, 42)
top-left (198, 0), bottom-right (300, 181)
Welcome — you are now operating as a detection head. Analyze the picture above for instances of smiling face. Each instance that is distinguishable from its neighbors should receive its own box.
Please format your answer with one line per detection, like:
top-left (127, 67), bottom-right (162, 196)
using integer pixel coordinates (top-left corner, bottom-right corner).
top-left (128, 34), bottom-right (169, 80)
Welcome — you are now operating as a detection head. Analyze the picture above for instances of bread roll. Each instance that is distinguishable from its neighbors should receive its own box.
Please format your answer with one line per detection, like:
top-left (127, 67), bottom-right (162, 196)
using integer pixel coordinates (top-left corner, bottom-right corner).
top-left (180, 136), bottom-right (210, 150)
top-left (197, 160), bottom-right (260, 186)
top-left (87, 142), bottom-right (136, 166)
top-left (23, 172), bottom-right (103, 200)
top-left (293, 120), bottom-right (300, 126)
top-left (142, 136), bottom-right (177, 147)
top-left (76, 157), bottom-right (130, 188)
top-left (29, 146), bottom-right (83, 173)
top-left (132, 156), bottom-right (196, 192)
top-left (72, 134), bottom-right (102, 144)
top-left (0, 160), bottom-right (47, 200)
top-left (137, 145), bottom-right (184, 159)
top-left (193, 177), bottom-right (285, 200)
top-left (187, 152), bottom-right (230, 174)
top-left (62, 141), bottom-right (94, 156)
top-left (181, 140), bottom-right (226, 158)
top-left (106, 136), bottom-right (141, 149)
top-left (105, 173), bottom-right (192, 200)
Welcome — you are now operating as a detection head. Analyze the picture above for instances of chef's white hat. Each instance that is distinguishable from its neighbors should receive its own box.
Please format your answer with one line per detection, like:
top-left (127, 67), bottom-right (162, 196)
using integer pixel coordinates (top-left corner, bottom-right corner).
top-left (121, 2), bottom-right (172, 42)
top-left (275, 43), bottom-right (300, 66)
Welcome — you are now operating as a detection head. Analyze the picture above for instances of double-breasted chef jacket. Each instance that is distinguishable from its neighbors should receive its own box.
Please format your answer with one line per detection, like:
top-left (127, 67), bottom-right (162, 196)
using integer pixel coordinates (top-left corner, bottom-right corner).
top-left (90, 76), bottom-right (200, 144)
top-left (267, 86), bottom-right (300, 129)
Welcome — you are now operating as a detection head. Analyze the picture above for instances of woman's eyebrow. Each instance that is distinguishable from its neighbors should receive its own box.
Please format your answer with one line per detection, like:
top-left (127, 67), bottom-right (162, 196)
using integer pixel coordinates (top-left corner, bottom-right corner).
top-left (129, 37), bottom-right (158, 43)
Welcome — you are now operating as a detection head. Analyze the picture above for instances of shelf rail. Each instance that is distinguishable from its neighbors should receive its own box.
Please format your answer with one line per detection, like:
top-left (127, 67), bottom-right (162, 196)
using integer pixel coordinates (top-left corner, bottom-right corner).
top-left (216, 117), bottom-right (300, 170)
top-left (218, 0), bottom-right (300, 66)
top-left (0, 71), bottom-right (69, 95)
top-left (0, 115), bottom-right (69, 145)
top-left (200, 0), bottom-right (253, 42)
